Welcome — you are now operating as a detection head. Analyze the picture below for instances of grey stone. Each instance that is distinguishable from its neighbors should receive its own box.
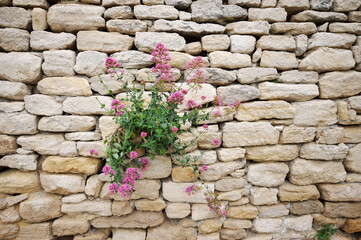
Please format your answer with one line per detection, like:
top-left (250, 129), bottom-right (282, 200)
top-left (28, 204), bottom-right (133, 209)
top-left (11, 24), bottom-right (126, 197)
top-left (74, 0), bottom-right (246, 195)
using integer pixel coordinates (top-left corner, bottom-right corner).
top-left (0, 28), bottom-right (29, 52)
top-left (32, 8), bottom-right (48, 31)
top-left (42, 50), bottom-right (76, 77)
top-left (204, 68), bottom-right (236, 86)
top-left (0, 113), bottom-right (38, 135)
top-left (0, 102), bottom-right (24, 113)
top-left (308, 33), bottom-right (356, 49)
top-left (319, 71), bottom-right (361, 99)
top-left (134, 5), bottom-right (179, 19)
top-left (291, 10), bottom-right (347, 23)
top-left (24, 94), bottom-right (63, 116)
top-left (279, 70), bottom-right (318, 84)
top-left (295, 34), bottom-right (308, 56)
top-left (248, 8), bottom-right (287, 22)
top-left (329, 23), bottom-right (361, 35)
top-left (89, 72), bottom-right (135, 95)
top-left (0, 7), bottom-right (31, 29)
top-left (111, 51), bottom-right (153, 68)
top-left (260, 51), bottom-right (298, 70)
top-left (30, 31), bottom-right (76, 51)
top-left (0, 81), bottom-right (30, 100)
top-left (226, 21), bottom-right (270, 35)
top-left (135, 32), bottom-right (185, 53)
top-left (293, 100), bottom-right (337, 127)
top-left (270, 22), bottom-right (317, 35)
top-left (228, 0), bottom-right (260, 7)
top-left (63, 96), bottom-right (112, 115)
top-left (277, 0), bottom-right (310, 13)
top-left (257, 35), bottom-right (296, 51)
top-left (102, 0), bottom-right (140, 7)
top-left (191, 1), bottom-right (223, 23)
top-left (310, 0), bottom-right (333, 10)
top-left (333, 0), bottom-right (361, 12)
top-left (104, 6), bottom-right (133, 19)
top-left (107, 20), bottom-right (147, 36)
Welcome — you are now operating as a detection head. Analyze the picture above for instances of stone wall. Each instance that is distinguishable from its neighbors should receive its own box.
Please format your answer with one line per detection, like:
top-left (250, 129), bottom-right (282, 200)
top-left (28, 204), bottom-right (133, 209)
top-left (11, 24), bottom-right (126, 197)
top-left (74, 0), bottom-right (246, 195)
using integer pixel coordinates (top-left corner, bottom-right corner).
top-left (0, 0), bottom-right (361, 239)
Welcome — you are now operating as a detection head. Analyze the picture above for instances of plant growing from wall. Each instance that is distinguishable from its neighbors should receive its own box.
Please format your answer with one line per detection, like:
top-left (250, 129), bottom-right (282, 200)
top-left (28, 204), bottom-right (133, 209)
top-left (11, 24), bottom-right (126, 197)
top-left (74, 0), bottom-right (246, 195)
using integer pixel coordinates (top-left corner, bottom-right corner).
top-left (316, 224), bottom-right (337, 240)
top-left (92, 43), bottom-right (239, 217)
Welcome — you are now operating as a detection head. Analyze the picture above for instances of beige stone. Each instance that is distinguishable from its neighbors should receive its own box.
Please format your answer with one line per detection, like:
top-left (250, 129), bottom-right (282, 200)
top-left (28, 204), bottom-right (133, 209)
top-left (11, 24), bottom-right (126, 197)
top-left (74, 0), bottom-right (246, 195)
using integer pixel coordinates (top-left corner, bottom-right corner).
top-left (135, 32), bottom-right (185, 53)
top-left (0, 224), bottom-right (19, 239)
top-left (0, 206), bottom-right (20, 223)
top-left (270, 22), bottom-right (317, 35)
top-left (30, 31), bottom-right (76, 50)
top-left (343, 218), bottom-right (361, 234)
top-left (319, 71), bottom-right (361, 99)
top-left (291, 10), bottom-right (347, 22)
top-left (102, 0), bottom-right (140, 7)
top-left (62, 200), bottom-right (112, 216)
top-left (230, 35), bottom-right (256, 54)
top-left (200, 161), bottom-right (245, 181)
top-left (13, 0), bottom-right (48, 8)
top-left (317, 127), bottom-right (344, 144)
top-left (217, 85), bottom-right (260, 105)
top-left (319, 183), bottom-right (361, 202)
top-left (284, 215), bottom-right (313, 232)
top-left (165, 203), bottom-right (190, 219)
top-left (209, 51), bottom-right (251, 69)
top-left (24, 94), bottom-right (62, 116)
top-left (62, 193), bottom-right (86, 203)
top-left (19, 191), bottom-right (62, 223)
top-left (135, 199), bottom-right (166, 212)
top-left (253, 218), bottom-right (282, 233)
top-left (300, 143), bottom-right (348, 160)
top-left (42, 156), bottom-right (101, 175)
top-left (333, 0), bottom-right (361, 12)
top-left (329, 23), bottom-right (361, 35)
top-left (199, 219), bottom-right (222, 234)
top-left (309, 33), bottom-right (356, 50)
top-left (324, 202), bottom-right (361, 218)
top-left (259, 82), bottom-right (319, 101)
top-left (261, 0), bottom-right (276, 7)
top-left (42, 50), bottom-right (76, 77)
top-left (174, 150), bottom-right (217, 166)
top-left (258, 204), bottom-right (289, 218)
top-left (63, 96), bottom-right (112, 115)
top-left (134, 5), bottom-right (178, 19)
top-left (147, 221), bottom-right (196, 240)
top-left (247, 163), bottom-right (289, 187)
top-left (112, 201), bottom-right (133, 216)
top-left (0, 102), bottom-right (24, 113)
top-left (163, 181), bottom-right (214, 203)
top-left (224, 219), bottom-right (252, 229)
top-left (15, 223), bottom-right (53, 240)
top-left (74, 228), bottom-right (110, 240)
top-left (192, 204), bottom-right (217, 221)
top-left (249, 8), bottom-right (287, 22)
top-left (172, 167), bottom-right (198, 182)
top-left (312, 213), bottom-right (346, 228)
top-left (228, 205), bottom-right (258, 219)
top-left (228, 0), bottom-right (260, 7)
top-left (112, 229), bottom-right (145, 240)
top-left (106, 19), bottom-right (147, 35)
top-left (257, 35), bottom-right (295, 51)
top-left (0, 154), bottom-right (38, 171)
top-left (0, 81), bottom-right (30, 100)
top-left (90, 72), bottom-right (135, 95)
top-left (293, 100), bottom-right (337, 127)
top-left (0, 135), bottom-right (17, 156)
top-left (111, 50), bottom-right (153, 69)
top-left (0, 7), bottom-right (31, 29)
top-left (198, 131), bottom-right (222, 149)
top-left (343, 126), bottom-right (361, 143)
top-left (169, 52), bottom-right (209, 69)
top-left (0, 113), bottom-right (37, 135)
top-left (278, 182), bottom-right (320, 201)
top-left (260, 51), bottom-right (298, 70)
top-left (246, 145), bottom-right (299, 162)
top-left (185, 42), bottom-right (202, 55)
top-left (349, 96), bottom-right (361, 113)
top-left (0, 28), bottom-right (29, 52)
top-left (74, 51), bottom-right (107, 77)
top-left (295, 34), bottom-right (308, 56)
top-left (40, 172), bottom-right (85, 195)
top-left (0, 170), bottom-right (41, 194)
top-left (202, 35), bottom-right (230, 52)
top-left (345, 143), bottom-right (361, 173)
top-left (65, 132), bottom-right (102, 141)
top-left (250, 188), bottom-right (277, 205)
top-left (52, 215), bottom-right (90, 237)
top-left (237, 67), bottom-right (277, 84)
top-left (290, 200), bottom-right (324, 215)
top-left (346, 173), bottom-right (361, 183)
top-left (6, 194), bottom-right (28, 208)
top-left (226, 21), bottom-right (270, 35)
top-left (91, 211), bottom-right (164, 228)
top-left (218, 189), bottom-right (247, 201)
top-left (277, 0), bottom-right (309, 12)
top-left (38, 116), bottom-right (96, 132)
top-left (17, 134), bottom-right (64, 155)
top-left (217, 148), bottom-right (246, 162)
top-left (220, 229), bottom-right (247, 240)
top-left (140, 155), bottom-right (172, 179)
top-left (104, 6), bottom-right (133, 19)
top-left (215, 177), bottom-right (244, 192)
top-left (289, 158), bottom-right (346, 185)
top-left (38, 77), bottom-right (92, 96)
top-left (197, 232), bottom-right (219, 240)
top-left (32, 8), bottom-right (48, 31)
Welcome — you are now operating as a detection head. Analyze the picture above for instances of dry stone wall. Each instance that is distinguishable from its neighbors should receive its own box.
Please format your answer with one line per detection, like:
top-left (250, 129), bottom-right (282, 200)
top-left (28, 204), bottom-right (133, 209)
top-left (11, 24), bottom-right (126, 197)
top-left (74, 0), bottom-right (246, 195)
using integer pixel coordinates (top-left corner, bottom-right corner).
top-left (0, 0), bottom-right (361, 239)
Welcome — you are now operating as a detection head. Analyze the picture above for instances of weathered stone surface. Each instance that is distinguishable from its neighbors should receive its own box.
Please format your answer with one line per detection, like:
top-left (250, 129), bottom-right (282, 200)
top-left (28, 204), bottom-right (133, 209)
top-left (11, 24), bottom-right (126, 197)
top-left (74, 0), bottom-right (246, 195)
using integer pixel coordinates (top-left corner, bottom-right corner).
top-left (0, 102), bottom-right (24, 113)
top-left (258, 204), bottom-right (289, 218)
top-left (246, 145), bottom-right (299, 162)
top-left (247, 163), bottom-right (289, 187)
top-left (253, 218), bottom-right (282, 233)
top-left (224, 219), bottom-right (252, 229)
top-left (319, 71), bottom-right (361, 99)
top-left (90, 72), bottom-right (135, 95)
top-left (63, 96), bottom-right (112, 115)
top-left (113, 229), bottom-right (145, 240)
top-left (52, 215), bottom-right (90, 237)
top-left (236, 100), bottom-right (294, 122)
top-left (65, 132), bottom-right (101, 141)
top-left (260, 51), bottom-right (298, 70)
top-left (111, 51), bottom-right (153, 68)
top-left (202, 34), bottom-right (230, 52)
top-left (279, 70), bottom-right (318, 84)
top-left (248, 8), bottom-right (287, 22)
top-left (135, 32), bottom-right (185, 53)
top-left (199, 219), bottom-right (222, 234)
top-left (48, 4), bottom-right (105, 32)
top-left (42, 50), bottom-right (75, 77)
top-left (0, 135), bottom-right (17, 156)
top-left (230, 35), bottom-right (256, 54)
top-left (91, 211), bottom-right (164, 228)
top-left (17, 134), bottom-right (63, 155)
top-left (0, 7), bottom-right (31, 29)
top-left (300, 143), bottom-right (348, 160)
top-left (343, 126), bottom-right (361, 143)
top-left (62, 200), bottom-right (112, 216)
top-left (250, 188), bottom-right (277, 205)
top-left (153, 19), bottom-right (226, 37)
top-left (284, 215), bottom-right (313, 232)
top-left (134, 5), bottom-right (178, 19)
top-left (62, 193), bottom-right (86, 203)
top-left (217, 148), bottom-right (246, 162)
top-left (166, 203), bottom-right (190, 219)
top-left (107, 19), bottom-right (147, 35)
top-left (270, 22), bottom-right (317, 35)
top-left (0, 52), bottom-right (42, 83)
top-left (310, 0), bottom-right (333, 10)
top-left (100, 180), bottom-right (160, 200)
top-left (191, 204), bottom-right (217, 221)
top-left (228, 205), bottom-right (258, 219)
top-left (201, 161), bottom-right (245, 181)
top-left (291, 10), bottom-right (347, 22)
top-left (257, 35), bottom-right (296, 51)
top-left (317, 127), bottom-right (345, 145)
top-left (223, 5), bottom-right (248, 22)
top-left (74, 51), bottom-right (107, 77)
top-left (260, 82), bottom-right (319, 102)
top-left (112, 201), bottom-right (133, 216)
top-left (343, 218), bottom-right (361, 234)
top-left (172, 167), bottom-right (198, 183)
top-left (226, 21), bottom-right (270, 35)
top-left (0, 28), bottom-right (29, 52)
top-left (163, 181), bottom-right (214, 203)
top-left (222, 122), bottom-right (279, 147)
top-left (0, 113), bottom-right (38, 135)
top-left (0, 206), bottom-right (20, 223)
top-left (147, 220), bottom-right (196, 240)
top-left (32, 8), bottom-right (48, 31)
top-left (209, 51), bottom-right (251, 69)
top-left (12, 0), bottom-right (48, 8)
top-left (300, 48), bottom-right (355, 72)
top-left (40, 173), bottom-right (85, 195)
top-left (215, 177), bottom-right (244, 192)
top-left (0, 224), bottom-right (19, 239)
top-left (329, 23), bottom-right (361, 35)
top-left (345, 143), bottom-right (361, 174)
top-left (220, 229), bottom-right (247, 240)
top-left (19, 191), bottom-right (62, 222)
top-left (30, 31), bottom-right (76, 50)
top-left (38, 77), bottom-right (92, 96)
top-left (309, 33), bottom-right (356, 50)
top-left (203, 68), bottom-right (236, 86)
top-left (217, 85), bottom-right (259, 105)
top-left (190, 1), bottom-right (224, 24)
top-left (237, 68), bottom-right (277, 84)
top-left (169, 52), bottom-right (210, 69)
top-left (333, 0), bottom-right (361, 12)
top-left (279, 182), bottom-right (320, 201)
top-left (228, 0), bottom-right (260, 7)
top-left (139, 155), bottom-right (171, 179)
top-left (0, 81), bottom-right (30, 100)
top-left (0, 171), bottom-right (39, 195)
top-left (185, 42), bottom-right (202, 55)
top-left (0, 154), bottom-right (37, 171)
top-left (104, 6), bottom-right (133, 19)
top-left (102, 0), bottom-right (140, 7)
top-left (24, 94), bottom-right (62, 116)
top-left (292, 100), bottom-right (337, 127)
top-left (290, 200), bottom-right (324, 215)
top-left (319, 183), bottom-right (361, 202)
top-left (38, 116), bottom-right (96, 132)
top-left (324, 202), bottom-right (361, 218)
top-left (99, 116), bottom-right (118, 139)
top-left (277, 0), bottom-right (309, 13)
top-left (165, 0), bottom-right (191, 9)
top-left (84, 175), bottom-right (103, 198)
top-left (42, 156), bottom-right (101, 174)
top-left (289, 158), bottom-right (346, 185)
top-left (15, 222), bottom-right (53, 240)
top-left (295, 34), bottom-right (307, 56)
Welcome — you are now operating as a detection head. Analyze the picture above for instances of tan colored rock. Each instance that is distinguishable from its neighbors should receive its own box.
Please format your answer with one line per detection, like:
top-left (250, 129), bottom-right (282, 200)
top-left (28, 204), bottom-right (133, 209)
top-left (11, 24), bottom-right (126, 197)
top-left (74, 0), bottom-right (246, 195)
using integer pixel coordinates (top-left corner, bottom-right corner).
top-left (135, 199), bottom-right (166, 212)
top-left (253, 218), bottom-right (282, 233)
top-left (0, 102), bottom-right (24, 113)
top-left (317, 127), bottom-right (344, 144)
top-left (257, 35), bottom-right (295, 51)
top-left (324, 202), bottom-right (361, 218)
top-left (185, 42), bottom-right (202, 55)
top-left (111, 50), bottom-right (153, 69)
top-left (200, 161), bottom-right (245, 181)
top-left (293, 100), bottom-right (337, 127)
top-left (62, 193), bottom-right (86, 203)
top-left (134, 5), bottom-right (178, 19)
top-left (38, 116), bottom-right (96, 132)
top-left (0, 135), bottom-right (17, 156)
top-left (65, 132), bottom-right (102, 141)
top-left (100, 180), bottom-right (160, 200)
top-left (217, 148), bottom-right (246, 162)
top-left (226, 21), bottom-right (270, 35)
top-left (147, 221), bottom-right (196, 240)
top-left (215, 177), bottom-right (244, 192)
top-left (333, 0), bottom-right (361, 12)
top-left (230, 35), bottom-right (256, 54)
top-left (0, 206), bottom-right (20, 223)
top-left (165, 203), bottom-right (190, 219)
top-left (342, 218), bottom-right (361, 234)
top-left (42, 156), bottom-right (101, 175)
top-left (19, 191), bottom-right (62, 223)
top-left (289, 158), bottom-right (346, 185)
top-left (237, 67), bottom-right (277, 84)
top-left (259, 82), bottom-right (319, 101)
top-left (312, 213), bottom-right (346, 228)
top-left (248, 8), bottom-right (287, 22)
top-left (0, 7), bottom-right (31, 29)
top-left (202, 34), bottom-right (230, 52)
top-left (0, 113), bottom-right (37, 135)
top-left (250, 188), bottom-right (277, 205)
top-left (222, 122), bottom-right (279, 147)
top-left (192, 204), bottom-right (217, 221)
top-left (91, 211), bottom-right (164, 228)
top-left (48, 4), bottom-right (105, 32)
top-left (90, 72), bottom-right (135, 95)
top-left (38, 77), bottom-right (92, 96)
top-left (260, 51), bottom-right (298, 70)
top-left (17, 134), bottom-right (64, 155)
top-left (246, 145), bottom-right (299, 162)
top-left (6, 194), bottom-right (28, 207)
top-left (112, 201), bottom-right (133, 216)
top-left (0, 154), bottom-right (37, 171)
top-left (228, 205), bottom-right (258, 219)
top-left (284, 215), bottom-right (313, 232)
top-left (218, 189), bottom-right (248, 201)
top-left (261, 0), bottom-right (276, 7)
top-left (0, 28), bottom-right (29, 52)
top-left (104, 6), bottom-right (133, 19)
top-left (30, 31), bottom-right (76, 51)
top-left (42, 50), bottom-right (76, 77)
top-left (15, 222), bottom-right (53, 240)
top-left (73, 51), bottom-right (107, 77)
top-left (0, 224), bottom-right (19, 239)
top-left (102, 0), bottom-right (140, 7)
top-left (135, 32), bottom-right (185, 53)
top-left (169, 52), bottom-right (209, 69)
top-left (24, 94), bottom-right (62, 116)
top-left (224, 219), bottom-right (252, 229)
top-left (309, 33), bottom-right (356, 50)
top-left (300, 143), bottom-right (348, 160)
top-left (62, 200), bottom-right (112, 216)
top-left (319, 183), bottom-right (361, 202)
top-left (343, 126), bottom-right (361, 143)
top-left (163, 181), bottom-right (214, 203)
top-left (74, 228), bottom-right (110, 240)
top-left (346, 173), bottom-right (361, 183)
top-left (278, 182), bottom-right (320, 201)
top-left (345, 143), bottom-right (361, 173)
top-left (270, 22), bottom-right (317, 35)
top-left (220, 229), bottom-right (247, 240)
top-left (290, 200), bottom-right (324, 215)
top-left (197, 232), bottom-right (219, 240)
top-left (113, 229), bottom-right (145, 240)
top-left (52, 215), bottom-right (90, 237)
top-left (295, 34), bottom-right (308, 56)
top-left (32, 8), bottom-right (48, 31)
top-left (319, 71), bottom-right (361, 99)
top-left (106, 19), bottom-right (147, 35)
top-left (0, 170), bottom-right (40, 194)
top-left (64, 96), bottom-right (112, 116)
top-left (172, 167), bottom-right (198, 182)
top-left (199, 219), bottom-right (222, 234)
top-left (258, 204), bottom-right (289, 218)
top-left (217, 85), bottom-right (259, 105)
top-left (139, 155), bottom-right (172, 179)
top-left (277, 0), bottom-right (309, 13)
top-left (209, 51), bottom-right (251, 69)
top-left (247, 163), bottom-right (289, 187)
top-left (0, 81), bottom-right (30, 100)
top-left (329, 23), bottom-right (361, 35)
top-left (40, 172), bottom-right (85, 195)
top-left (198, 131), bottom-right (222, 150)
top-left (228, 0), bottom-right (260, 7)
top-left (291, 10), bottom-right (347, 22)
top-left (349, 96), bottom-right (361, 113)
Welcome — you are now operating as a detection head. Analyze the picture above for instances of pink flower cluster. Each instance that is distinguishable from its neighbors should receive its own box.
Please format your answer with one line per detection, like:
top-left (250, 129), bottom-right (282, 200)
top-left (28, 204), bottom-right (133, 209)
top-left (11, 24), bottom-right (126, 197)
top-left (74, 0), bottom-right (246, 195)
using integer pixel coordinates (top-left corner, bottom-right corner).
top-left (141, 132), bottom-right (147, 138)
top-left (212, 139), bottom-right (221, 147)
top-left (138, 157), bottom-right (149, 171)
top-left (167, 91), bottom-right (185, 105)
top-left (205, 191), bottom-right (227, 217)
top-left (102, 165), bottom-right (116, 176)
top-left (186, 99), bottom-right (199, 109)
top-left (89, 149), bottom-right (98, 156)
top-left (151, 43), bottom-right (173, 89)
top-left (130, 151), bottom-right (138, 160)
top-left (171, 127), bottom-right (178, 134)
top-left (185, 184), bottom-right (200, 196)
top-left (105, 57), bottom-right (123, 77)
top-left (199, 165), bottom-right (208, 173)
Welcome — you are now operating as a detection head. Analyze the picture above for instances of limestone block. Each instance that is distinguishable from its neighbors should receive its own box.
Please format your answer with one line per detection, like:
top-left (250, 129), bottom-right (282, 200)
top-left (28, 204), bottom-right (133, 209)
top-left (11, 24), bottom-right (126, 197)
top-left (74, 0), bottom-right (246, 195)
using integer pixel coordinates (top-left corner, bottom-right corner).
top-left (284, 215), bottom-right (313, 232)
top-left (5, 194), bottom-right (28, 208)
top-left (202, 35), bottom-right (230, 52)
top-left (260, 51), bottom-right (298, 70)
top-left (258, 204), bottom-right (289, 218)
top-left (0, 28), bottom-right (29, 52)
top-left (290, 200), bottom-right (324, 215)
top-left (300, 143), bottom-right (348, 160)
top-left (292, 100), bottom-right (337, 127)
top-left (37, 77), bottom-right (92, 96)
top-left (0, 102), bottom-right (24, 113)
top-left (278, 182), bottom-right (320, 201)
top-left (277, 0), bottom-right (309, 13)
top-left (0, 154), bottom-right (37, 171)
top-left (24, 94), bottom-right (62, 116)
top-left (220, 229), bottom-right (247, 240)
top-left (279, 70), bottom-right (318, 84)
top-left (0, 52), bottom-right (42, 83)
top-left (102, 0), bottom-right (140, 7)
top-left (0, 135), bottom-right (17, 155)
top-left (19, 191), bottom-right (62, 223)
top-left (217, 85), bottom-right (259, 105)
top-left (201, 161), bottom-right (245, 181)
top-left (134, 5), bottom-right (178, 19)
top-left (40, 172), bottom-right (86, 195)
top-left (310, 0), bottom-right (333, 10)
top-left (90, 72), bottom-right (135, 95)
top-left (228, 0), bottom-right (260, 7)
top-left (111, 51), bottom-right (153, 68)
top-left (104, 6), bottom-right (133, 19)
top-left (144, 0), bottom-right (164, 5)
top-left (333, 0), bottom-right (361, 12)
top-left (209, 51), bottom-right (251, 69)
top-left (228, 205), bottom-right (258, 219)
top-left (223, 219), bottom-right (252, 229)
top-left (270, 22), bottom-right (317, 35)
top-left (217, 148), bottom-right (246, 162)
top-left (257, 35), bottom-right (296, 51)
top-left (226, 21), bottom-right (270, 35)
top-left (230, 35), bottom-right (256, 54)
top-left (65, 132), bottom-right (102, 141)
top-left (295, 34), bottom-right (308, 56)
top-left (84, 175), bottom-right (103, 198)
top-left (319, 183), bottom-right (361, 202)
top-left (74, 51), bottom-right (107, 77)
top-left (30, 31), bottom-right (76, 51)
top-left (190, 1), bottom-right (223, 24)
top-left (38, 116), bottom-right (96, 132)
top-left (112, 229), bottom-right (146, 240)
top-left (62, 193), bottom-right (86, 203)
top-left (246, 145), bottom-right (299, 162)
top-left (308, 33), bottom-right (356, 50)
top-left (0, 113), bottom-right (38, 135)
top-left (291, 10), bottom-right (347, 22)
top-left (165, 0), bottom-right (191, 9)
top-left (15, 223), bottom-right (53, 240)
top-left (237, 67), bottom-right (277, 85)
top-left (63, 96), bottom-right (112, 115)
top-left (215, 177), bottom-right (244, 192)
top-left (135, 199), bottom-right (166, 212)
top-left (163, 181), bottom-right (214, 203)
top-left (112, 201), bottom-right (133, 216)
top-left (192, 204), bottom-right (217, 220)
top-left (222, 5), bottom-right (248, 22)
top-left (203, 68), bottom-right (236, 86)
top-left (61, 200), bottom-right (112, 216)
top-left (317, 127), bottom-right (344, 144)
top-left (48, 4), bottom-right (105, 32)
top-left (147, 221), bottom-right (196, 239)
top-left (32, 8), bottom-right (48, 31)
top-left (0, 7), bottom-right (31, 29)
top-left (0, 170), bottom-right (40, 195)
top-left (329, 23), bottom-right (361, 35)
top-left (345, 143), bottom-right (361, 174)
top-left (222, 122), bottom-right (279, 147)
top-left (135, 32), bottom-right (185, 53)
top-left (185, 42), bottom-right (202, 55)
top-left (0, 224), bottom-right (19, 239)
top-left (0, 206), bottom-right (20, 223)
top-left (140, 155), bottom-right (172, 179)
top-left (236, 100), bottom-right (295, 121)
top-left (289, 158), bottom-right (346, 185)
top-left (250, 188), bottom-right (277, 205)
top-left (169, 52), bottom-right (210, 69)
top-left (199, 219), bottom-right (222, 234)
top-left (324, 202), bottom-right (361, 218)
top-left (17, 134), bottom-right (64, 155)
top-left (0, 81), bottom-right (30, 100)
top-left (343, 218), bottom-right (361, 234)
top-left (171, 167), bottom-right (198, 182)
top-left (248, 8), bottom-right (287, 22)
top-left (165, 203), bottom-right (190, 218)
top-left (247, 163), bottom-right (289, 187)
top-left (261, 0), bottom-right (276, 7)
top-left (319, 71), bottom-right (361, 99)
top-left (91, 211), bottom-right (164, 228)
top-left (107, 20), bottom-right (147, 35)
top-left (52, 215), bottom-right (90, 237)
top-left (343, 126), bottom-right (361, 143)
top-left (42, 156), bottom-right (101, 174)
top-left (253, 218), bottom-right (282, 233)
top-left (42, 50), bottom-right (76, 77)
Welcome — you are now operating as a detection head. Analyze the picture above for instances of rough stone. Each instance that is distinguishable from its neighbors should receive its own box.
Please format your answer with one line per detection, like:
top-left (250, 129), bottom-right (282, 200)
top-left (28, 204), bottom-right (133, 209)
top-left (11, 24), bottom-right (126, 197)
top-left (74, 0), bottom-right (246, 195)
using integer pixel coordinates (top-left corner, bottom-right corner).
top-left (111, 51), bottom-right (153, 68)
top-left (250, 188), bottom-right (277, 205)
top-left (191, 204), bottom-right (217, 221)
top-left (185, 42), bottom-right (202, 55)
top-left (40, 173), bottom-right (85, 195)
top-left (0, 28), bottom-right (29, 52)
top-left (292, 100), bottom-right (337, 127)
top-left (0, 102), bottom-right (24, 113)
top-left (248, 8), bottom-right (287, 22)
top-left (48, 4), bottom-right (105, 32)
top-left (246, 145), bottom-right (299, 162)
top-left (202, 34), bottom-right (230, 52)
top-left (42, 50), bottom-right (75, 77)
top-left (317, 127), bottom-right (344, 144)
top-left (102, 0), bottom-right (140, 7)
top-left (38, 77), bottom-right (92, 96)
top-left (253, 218), bottom-right (282, 233)
top-left (15, 222), bottom-right (53, 240)
top-left (228, 0), bottom-right (260, 7)
top-left (100, 180), bottom-right (160, 200)
top-left (63, 96), bottom-right (112, 115)
top-left (236, 100), bottom-right (295, 121)
top-left (166, 203), bottom-right (190, 219)
top-left (247, 163), bottom-right (289, 187)
top-left (324, 202), bottom-right (361, 218)
top-left (0, 81), bottom-right (30, 100)
top-left (300, 143), bottom-right (348, 160)
top-left (257, 35), bottom-right (296, 51)
top-left (84, 175), bottom-right (103, 198)
top-left (65, 132), bottom-right (102, 141)
top-left (62, 193), bottom-right (86, 203)
top-left (223, 219), bottom-right (252, 229)
top-left (134, 5), bottom-right (178, 19)
top-left (24, 94), bottom-right (63, 116)
top-left (0, 113), bottom-right (38, 135)
top-left (284, 215), bottom-right (313, 232)
top-left (0, 224), bottom-right (19, 239)
top-left (215, 177), bottom-right (244, 191)
top-left (52, 215), bottom-right (90, 237)
top-left (329, 23), bottom-right (361, 35)
top-left (60, 140), bottom-right (82, 156)
top-left (277, 0), bottom-right (309, 13)
top-left (310, 0), bottom-right (333, 10)
top-left (226, 21), bottom-right (270, 35)
top-left (147, 221), bottom-right (196, 240)
top-left (17, 134), bottom-right (64, 155)
top-left (74, 51), bottom-right (107, 77)
top-left (278, 182), bottom-right (320, 201)
top-left (90, 72), bottom-right (135, 95)
top-left (343, 218), bottom-right (361, 234)
top-left (279, 70), bottom-right (318, 84)
top-left (32, 8), bottom-right (48, 31)
top-left (228, 205), bottom-right (258, 219)
top-left (217, 148), bottom-right (246, 162)
top-left (0, 52), bottom-right (42, 83)
top-left (333, 0), bottom-right (361, 12)
top-left (199, 219), bottom-right (222, 234)
top-left (112, 201), bottom-right (133, 216)
top-left (113, 229), bottom-right (145, 240)
top-left (0, 154), bottom-right (37, 171)
top-left (106, 19), bottom-right (147, 35)
top-left (104, 6), bottom-right (133, 19)
top-left (38, 116), bottom-right (96, 132)
top-left (289, 158), bottom-right (347, 185)
top-left (345, 143), bottom-right (361, 173)
top-left (62, 200), bottom-right (112, 216)
top-left (0, 7), bottom-right (31, 29)
top-left (258, 204), bottom-right (289, 218)
top-left (0, 135), bottom-right (17, 156)
top-left (319, 183), bottom-right (361, 202)
top-left (319, 71), bottom-right (361, 99)
top-left (163, 181), bottom-right (214, 203)
top-left (290, 200), bottom-right (324, 215)
top-left (203, 68), bottom-right (236, 86)
top-left (172, 166), bottom-right (198, 182)
top-left (222, 5), bottom-right (248, 22)
top-left (30, 31), bottom-right (76, 50)
top-left (308, 33), bottom-right (356, 50)
top-left (135, 32), bottom-right (185, 53)
top-left (135, 199), bottom-right (166, 212)
top-left (209, 51), bottom-right (251, 69)
top-left (42, 156), bottom-right (101, 175)
top-left (260, 51), bottom-right (298, 70)
top-left (270, 22), bottom-right (317, 35)
top-left (220, 229), bottom-right (247, 240)
top-left (201, 161), bottom-right (245, 181)
top-left (217, 85), bottom-right (259, 106)
top-left (291, 10), bottom-right (347, 23)
top-left (99, 116), bottom-right (118, 139)
top-left (0, 206), bottom-right (20, 223)
top-left (165, 0), bottom-right (191, 9)
top-left (190, 1), bottom-right (223, 24)
top-left (230, 35), bottom-right (256, 54)
top-left (295, 34), bottom-right (308, 56)
top-left (343, 126), bottom-right (361, 143)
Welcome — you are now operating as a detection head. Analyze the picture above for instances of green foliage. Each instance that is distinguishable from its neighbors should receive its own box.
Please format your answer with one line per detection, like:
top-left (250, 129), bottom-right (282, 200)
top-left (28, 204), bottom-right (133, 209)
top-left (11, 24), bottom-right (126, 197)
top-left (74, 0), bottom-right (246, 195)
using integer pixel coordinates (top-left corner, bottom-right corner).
top-left (316, 224), bottom-right (337, 240)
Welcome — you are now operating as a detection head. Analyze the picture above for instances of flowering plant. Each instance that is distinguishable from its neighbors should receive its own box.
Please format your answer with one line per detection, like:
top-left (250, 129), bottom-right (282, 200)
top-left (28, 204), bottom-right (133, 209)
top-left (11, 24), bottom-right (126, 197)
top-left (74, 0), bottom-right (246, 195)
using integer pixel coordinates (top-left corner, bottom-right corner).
top-left (93, 43), bottom-right (239, 217)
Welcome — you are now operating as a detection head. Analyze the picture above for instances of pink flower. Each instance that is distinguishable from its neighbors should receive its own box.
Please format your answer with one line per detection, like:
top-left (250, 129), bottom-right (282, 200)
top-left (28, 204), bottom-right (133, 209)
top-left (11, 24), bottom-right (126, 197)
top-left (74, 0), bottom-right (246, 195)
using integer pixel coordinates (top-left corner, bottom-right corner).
top-left (115, 111), bottom-right (124, 116)
top-left (183, 56), bottom-right (204, 70)
top-left (118, 183), bottom-right (133, 198)
top-left (213, 110), bottom-right (222, 117)
top-left (105, 57), bottom-right (120, 69)
top-left (110, 99), bottom-right (124, 110)
top-left (212, 139), bottom-right (221, 147)
top-left (185, 184), bottom-right (199, 196)
top-left (167, 91), bottom-right (184, 105)
top-left (109, 182), bottom-right (118, 194)
top-left (89, 149), bottom-right (98, 156)
top-left (102, 165), bottom-right (116, 175)
top-left (201, 96), bottom-right (206, 100)
top-left (139, 158), bottom-right (149, 171)
top-left (186, 99), bottom-right (198, 109)
top-left (141, 132), bottom-right (147, 138)
top-left (202, 165), bottom-right (208, 171)
top-left (172, 127), bottom-right (178, 134)
top-left (130, 151), bottom-right (138, 160)
top-left (125, 168), bottom-right (142, 182)
top-left (181, 89), bottom-right (188, 94)
top-left (202, 124), bottom-right (209, 130)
